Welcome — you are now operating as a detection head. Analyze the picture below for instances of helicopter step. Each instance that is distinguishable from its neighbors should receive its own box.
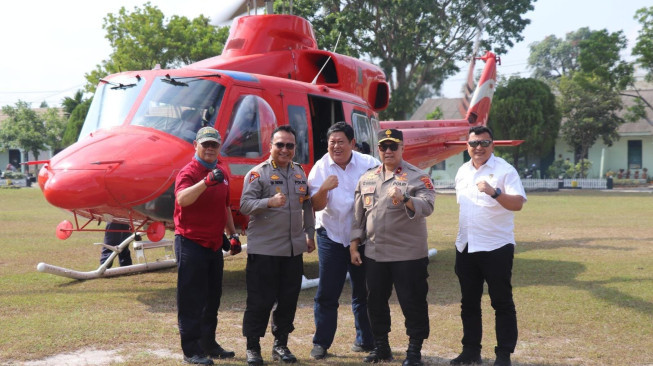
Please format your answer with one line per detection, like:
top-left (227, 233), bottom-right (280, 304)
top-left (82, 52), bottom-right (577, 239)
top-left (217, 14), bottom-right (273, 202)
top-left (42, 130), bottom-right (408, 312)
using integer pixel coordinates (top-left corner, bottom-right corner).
top-left (133, 239), bottom-right (175, 264)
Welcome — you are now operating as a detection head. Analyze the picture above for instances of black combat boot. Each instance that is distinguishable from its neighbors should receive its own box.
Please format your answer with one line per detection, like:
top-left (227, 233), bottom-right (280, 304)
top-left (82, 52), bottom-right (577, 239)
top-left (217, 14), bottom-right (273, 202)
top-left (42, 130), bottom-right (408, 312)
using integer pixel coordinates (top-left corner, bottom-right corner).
top-left (450, 346), bottom-right (482, 365)
top-left (200, 338), bottom-right (235, 359)
top-left (246, 337), bottom-right (264, 366)
top-left (272, 334), bottom-right (297, 363)
top-left (402, 338), bottom-right (423, 366)
top-left (493, 351), bottom-right (511, 366)
top-left (363, 336), bottom-right (393, 363)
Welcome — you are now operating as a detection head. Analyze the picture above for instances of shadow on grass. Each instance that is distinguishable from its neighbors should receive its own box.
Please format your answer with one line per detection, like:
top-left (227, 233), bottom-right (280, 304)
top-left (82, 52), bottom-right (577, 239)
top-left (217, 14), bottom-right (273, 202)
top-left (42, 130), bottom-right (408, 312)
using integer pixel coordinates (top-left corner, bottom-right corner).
top-left (431, 245), bottom-right (652, 317)
top-left (129, 259), bottom-right (322, 314)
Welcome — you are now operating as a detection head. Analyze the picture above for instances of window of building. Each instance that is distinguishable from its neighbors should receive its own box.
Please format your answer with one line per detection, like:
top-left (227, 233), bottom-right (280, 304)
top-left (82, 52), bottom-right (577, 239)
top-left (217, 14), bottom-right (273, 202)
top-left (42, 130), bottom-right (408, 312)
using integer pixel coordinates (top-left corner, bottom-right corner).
top-left (628, 140), bottom-right (642, 169)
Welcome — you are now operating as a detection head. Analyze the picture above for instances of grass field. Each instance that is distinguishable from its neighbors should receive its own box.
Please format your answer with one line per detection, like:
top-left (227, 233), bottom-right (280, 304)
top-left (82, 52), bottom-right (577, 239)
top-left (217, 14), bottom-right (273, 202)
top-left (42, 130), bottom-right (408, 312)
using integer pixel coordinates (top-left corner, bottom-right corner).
top-left (0, 188), bottom-right (651, 365)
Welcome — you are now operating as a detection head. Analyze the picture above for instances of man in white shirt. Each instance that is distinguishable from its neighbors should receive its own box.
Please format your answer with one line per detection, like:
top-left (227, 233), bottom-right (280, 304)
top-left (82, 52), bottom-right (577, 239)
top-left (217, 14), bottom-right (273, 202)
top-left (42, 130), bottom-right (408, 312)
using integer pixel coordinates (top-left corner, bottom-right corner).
top-left (307, 122), bottom-right (380, 360)
top-left (451, 126), bottom-right (526, 366)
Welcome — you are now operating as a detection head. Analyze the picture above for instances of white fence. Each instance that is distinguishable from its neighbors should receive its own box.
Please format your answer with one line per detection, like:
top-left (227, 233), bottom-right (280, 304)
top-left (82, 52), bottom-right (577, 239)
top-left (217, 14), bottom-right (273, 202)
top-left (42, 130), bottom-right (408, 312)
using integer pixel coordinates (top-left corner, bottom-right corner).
top-left (432, 178), bottom-right (609, 190)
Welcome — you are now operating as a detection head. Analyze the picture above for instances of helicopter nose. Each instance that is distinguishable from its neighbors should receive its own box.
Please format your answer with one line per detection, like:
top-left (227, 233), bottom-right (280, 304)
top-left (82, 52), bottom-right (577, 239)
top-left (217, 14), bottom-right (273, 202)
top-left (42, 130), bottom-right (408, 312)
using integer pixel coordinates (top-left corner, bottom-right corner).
top-left (39, 127), bottom-right (193, 210)
top-left (40, 164), bottom-right (114, 209)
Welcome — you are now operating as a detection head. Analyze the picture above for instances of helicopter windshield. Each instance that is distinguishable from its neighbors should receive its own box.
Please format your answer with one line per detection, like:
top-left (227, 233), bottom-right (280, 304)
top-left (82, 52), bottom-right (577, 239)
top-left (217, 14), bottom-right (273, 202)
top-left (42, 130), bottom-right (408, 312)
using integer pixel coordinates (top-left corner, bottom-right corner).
top-left (221, 95), bottom-right (277, 158)
top-left (79, 75), bottom-right (144, 140)
top-left (131, 77), bottom-right (225, 143)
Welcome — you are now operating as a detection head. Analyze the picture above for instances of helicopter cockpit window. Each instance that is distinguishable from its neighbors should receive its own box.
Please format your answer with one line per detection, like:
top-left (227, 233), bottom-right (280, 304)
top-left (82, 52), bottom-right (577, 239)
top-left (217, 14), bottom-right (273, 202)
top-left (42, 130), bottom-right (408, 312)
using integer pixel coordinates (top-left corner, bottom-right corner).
top-left (79, 75), bottom-right (144, 141)
top-left (221, 95), bottom-right (277, 158)
top-left (131, 77), bottom-right (225, 143)
top-left (352, 113), bottom-right (375, 157)
top-left (288, 105), bottom-right (309, 164)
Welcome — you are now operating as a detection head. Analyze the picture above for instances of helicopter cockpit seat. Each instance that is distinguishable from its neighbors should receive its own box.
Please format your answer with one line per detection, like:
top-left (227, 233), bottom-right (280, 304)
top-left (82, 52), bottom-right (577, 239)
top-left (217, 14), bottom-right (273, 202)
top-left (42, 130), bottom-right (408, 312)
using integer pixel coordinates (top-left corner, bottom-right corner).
top-left (179, 109), bottom-right (205, 143)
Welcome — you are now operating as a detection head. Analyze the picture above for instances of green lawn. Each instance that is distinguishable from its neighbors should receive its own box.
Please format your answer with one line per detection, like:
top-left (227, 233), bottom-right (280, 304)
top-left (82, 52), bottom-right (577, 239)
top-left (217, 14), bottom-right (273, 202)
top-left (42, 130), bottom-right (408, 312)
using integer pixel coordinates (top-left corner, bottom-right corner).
top-left (0, 188), bottom-right (651, 365)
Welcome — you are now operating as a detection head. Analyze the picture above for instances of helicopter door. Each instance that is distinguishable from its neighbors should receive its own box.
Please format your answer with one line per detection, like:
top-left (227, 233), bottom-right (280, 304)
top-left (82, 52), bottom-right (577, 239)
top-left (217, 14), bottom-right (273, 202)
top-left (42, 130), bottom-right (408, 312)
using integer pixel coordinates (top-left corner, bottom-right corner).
top-left (307, 95), bottom-right (345, 161)
top-left (281, 92), bottom-right (312, 165)
top-left (221, 94), bottom-right (277, 159)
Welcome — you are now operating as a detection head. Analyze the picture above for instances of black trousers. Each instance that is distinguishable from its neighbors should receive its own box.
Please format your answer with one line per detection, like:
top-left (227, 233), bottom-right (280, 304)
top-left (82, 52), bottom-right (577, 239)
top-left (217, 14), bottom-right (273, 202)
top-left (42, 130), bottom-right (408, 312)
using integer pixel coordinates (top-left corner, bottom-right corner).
top-left (99, 222), bottom-right (132, 267)
top-left (243, 253), bottom-right (303, 338)
top-left (455, 244), bottom-right (517, 355)
top-left (175, 235), bottom-right (224, 357)
top-left (365, 257), bottom-right (430, 341)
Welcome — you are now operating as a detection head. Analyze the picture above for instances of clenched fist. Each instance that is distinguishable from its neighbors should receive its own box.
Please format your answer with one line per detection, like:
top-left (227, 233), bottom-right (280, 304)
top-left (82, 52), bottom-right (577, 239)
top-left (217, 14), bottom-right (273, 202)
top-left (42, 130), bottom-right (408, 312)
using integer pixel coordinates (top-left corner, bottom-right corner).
top-left (204, 168), bottom-right (224, 186)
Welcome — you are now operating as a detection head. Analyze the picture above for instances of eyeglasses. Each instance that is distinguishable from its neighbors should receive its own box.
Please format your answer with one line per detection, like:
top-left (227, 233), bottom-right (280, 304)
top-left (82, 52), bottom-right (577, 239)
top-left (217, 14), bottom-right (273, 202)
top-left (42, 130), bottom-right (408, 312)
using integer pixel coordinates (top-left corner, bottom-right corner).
top-left (274, 142), bottom-right (295, 150)
top-left (378, 142), bottom-right (400, 151)
top-left (467, 140), bottom-right (492, 148)
top-left (201, 141), bottom-right (219, 149)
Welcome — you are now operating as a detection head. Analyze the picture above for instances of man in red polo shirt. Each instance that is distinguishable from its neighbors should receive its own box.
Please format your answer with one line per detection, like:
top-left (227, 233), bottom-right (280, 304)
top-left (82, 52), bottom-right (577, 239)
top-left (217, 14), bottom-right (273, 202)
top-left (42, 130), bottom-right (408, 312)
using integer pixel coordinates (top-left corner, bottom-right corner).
top-left (174, 126), bottom-right (241, 365)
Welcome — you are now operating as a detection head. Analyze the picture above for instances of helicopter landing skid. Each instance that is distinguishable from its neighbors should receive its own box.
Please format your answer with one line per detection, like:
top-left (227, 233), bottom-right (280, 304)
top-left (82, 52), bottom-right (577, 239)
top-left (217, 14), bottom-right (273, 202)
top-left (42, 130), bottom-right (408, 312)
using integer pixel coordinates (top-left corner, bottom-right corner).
top-left (36, 233), bottom-right (177, 280)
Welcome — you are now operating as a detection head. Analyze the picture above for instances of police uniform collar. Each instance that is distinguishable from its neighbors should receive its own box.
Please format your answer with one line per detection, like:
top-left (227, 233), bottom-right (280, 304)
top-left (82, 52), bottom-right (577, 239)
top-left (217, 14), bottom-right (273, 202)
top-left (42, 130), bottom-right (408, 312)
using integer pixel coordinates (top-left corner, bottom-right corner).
top-left (270, 159), bottom-right (294, 170)
top-left (380, 161), bottom-right (404, 175)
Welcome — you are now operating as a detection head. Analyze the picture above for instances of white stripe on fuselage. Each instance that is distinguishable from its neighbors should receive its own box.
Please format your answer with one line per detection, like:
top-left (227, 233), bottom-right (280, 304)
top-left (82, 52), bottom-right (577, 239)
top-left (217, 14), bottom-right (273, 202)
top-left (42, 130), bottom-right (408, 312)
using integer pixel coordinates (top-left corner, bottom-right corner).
top-left (469, 78), bottom-right (495, 107)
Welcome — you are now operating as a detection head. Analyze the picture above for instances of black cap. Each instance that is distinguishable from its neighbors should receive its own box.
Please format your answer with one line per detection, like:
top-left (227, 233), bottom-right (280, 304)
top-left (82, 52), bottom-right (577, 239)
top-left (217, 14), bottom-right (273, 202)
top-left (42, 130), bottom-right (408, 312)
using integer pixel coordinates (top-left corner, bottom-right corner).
top-left (378, 129), bottom-right (403, 143)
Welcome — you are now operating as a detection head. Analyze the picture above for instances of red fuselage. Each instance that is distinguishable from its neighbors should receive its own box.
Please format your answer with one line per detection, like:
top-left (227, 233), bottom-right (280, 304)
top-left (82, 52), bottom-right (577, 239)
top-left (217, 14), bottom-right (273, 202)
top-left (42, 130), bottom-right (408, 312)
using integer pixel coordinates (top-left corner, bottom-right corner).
top-left (38, 15), bottom-right (498, 232)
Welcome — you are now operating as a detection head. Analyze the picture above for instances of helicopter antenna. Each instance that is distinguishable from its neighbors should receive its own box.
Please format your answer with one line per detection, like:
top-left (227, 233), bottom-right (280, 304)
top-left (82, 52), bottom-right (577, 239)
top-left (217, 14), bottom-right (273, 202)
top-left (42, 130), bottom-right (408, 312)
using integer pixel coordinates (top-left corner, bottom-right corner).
top-left (311, 32), bottom-right (341, 85)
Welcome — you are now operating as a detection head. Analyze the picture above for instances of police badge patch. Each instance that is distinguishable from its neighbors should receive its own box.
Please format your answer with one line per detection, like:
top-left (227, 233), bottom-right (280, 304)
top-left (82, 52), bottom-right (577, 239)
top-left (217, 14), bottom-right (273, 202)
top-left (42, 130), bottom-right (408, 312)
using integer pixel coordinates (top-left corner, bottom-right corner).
top-left (420, 176), bottom-right (434, 190)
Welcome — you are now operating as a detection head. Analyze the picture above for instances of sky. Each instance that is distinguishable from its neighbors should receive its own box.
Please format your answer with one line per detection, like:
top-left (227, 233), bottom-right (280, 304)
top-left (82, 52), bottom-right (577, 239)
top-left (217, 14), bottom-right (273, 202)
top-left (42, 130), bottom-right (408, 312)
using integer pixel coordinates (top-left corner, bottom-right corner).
top-left (0, 0), bottom-right (650, 108)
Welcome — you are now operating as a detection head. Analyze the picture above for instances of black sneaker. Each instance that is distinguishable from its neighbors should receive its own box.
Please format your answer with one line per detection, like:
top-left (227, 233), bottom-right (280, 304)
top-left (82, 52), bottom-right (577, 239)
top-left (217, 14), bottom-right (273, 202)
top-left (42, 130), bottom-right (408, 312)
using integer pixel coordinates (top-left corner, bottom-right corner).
top-left (310, 344), bottom-right (327, 360)
top-left (183, 354), bottom-right (214, 365)
top-left (352, 342), bottom-right (375, 352)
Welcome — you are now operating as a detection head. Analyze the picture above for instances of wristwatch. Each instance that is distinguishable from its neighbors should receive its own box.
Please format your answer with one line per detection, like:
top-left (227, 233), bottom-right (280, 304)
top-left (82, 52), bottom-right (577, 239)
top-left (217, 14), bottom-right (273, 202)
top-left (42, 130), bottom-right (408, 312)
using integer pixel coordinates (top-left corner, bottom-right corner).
top-left (229, 233), bottom-right (239, 239)
top-left (402, 192), bottom-right (411, 203)
top-left (491, 187), bottom-right (502, 199)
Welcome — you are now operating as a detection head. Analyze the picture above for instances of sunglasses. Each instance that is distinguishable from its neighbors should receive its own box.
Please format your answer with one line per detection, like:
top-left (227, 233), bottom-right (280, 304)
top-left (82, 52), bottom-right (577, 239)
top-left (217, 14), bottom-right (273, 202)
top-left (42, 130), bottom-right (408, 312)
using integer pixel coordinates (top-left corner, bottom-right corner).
top-left (201, 141), bottom-right (219, 149)
top-left (467, 140), bottom-right (492, 148)
top-left (274, 142), bottom-right (295, 150)
top-left (378, 142), bottom-right (400, 151)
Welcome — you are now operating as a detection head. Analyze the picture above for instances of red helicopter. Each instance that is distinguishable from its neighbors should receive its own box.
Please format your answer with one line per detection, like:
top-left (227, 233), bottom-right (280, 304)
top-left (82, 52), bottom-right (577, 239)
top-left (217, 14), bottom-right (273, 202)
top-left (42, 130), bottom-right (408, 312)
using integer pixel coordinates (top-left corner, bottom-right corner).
top-left (34, 11), bottom-right (519, 280)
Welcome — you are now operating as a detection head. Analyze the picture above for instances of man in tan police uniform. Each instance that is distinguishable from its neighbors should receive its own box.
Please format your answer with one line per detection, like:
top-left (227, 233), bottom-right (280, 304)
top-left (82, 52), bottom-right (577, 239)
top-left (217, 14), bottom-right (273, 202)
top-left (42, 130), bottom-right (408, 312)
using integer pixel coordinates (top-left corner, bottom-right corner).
top-left (350, 128), bottom-right (435, 366)
top-left (240, 125), bottom-right (315, 366)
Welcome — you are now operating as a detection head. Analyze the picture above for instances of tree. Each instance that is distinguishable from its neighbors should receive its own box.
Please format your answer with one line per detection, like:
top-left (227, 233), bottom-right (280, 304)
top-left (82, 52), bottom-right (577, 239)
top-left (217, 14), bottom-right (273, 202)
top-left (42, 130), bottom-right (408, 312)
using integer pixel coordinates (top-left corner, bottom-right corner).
top-left (633, 6), bottom-right (653, 83)
top-left (61, 90), bottom-right (85, 116)
top-left (42, 108), bottom-right (67, 153)
top-left (425, 107), bottom-right (443, 120)
top-left (0, 101), bottom-right (48, 164)
top-left (85, 2), bottom-right (229, 92)
top-left (558, 74), bottom-right (624, 173)
top-left (527, 28), bottom-right (591, 81)
top-left (59, 90), bottom-right (89, 148)
top-left (488, 77), bottom-right (561, 170)
top-left (61, 99), bottom-right (92, 147)
top-left (529, 28), bottom-right (641, 166)
top-left (277, 0), bottom-right (535, 120)
top-left (629, 6), bottom-right (653, 117)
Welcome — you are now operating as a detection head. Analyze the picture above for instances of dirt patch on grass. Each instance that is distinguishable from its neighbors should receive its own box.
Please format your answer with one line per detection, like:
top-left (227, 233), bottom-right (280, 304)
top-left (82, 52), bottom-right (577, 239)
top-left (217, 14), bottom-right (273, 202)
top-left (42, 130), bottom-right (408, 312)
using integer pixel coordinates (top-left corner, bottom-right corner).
top-left (13, 348), bottom-right (181, 366)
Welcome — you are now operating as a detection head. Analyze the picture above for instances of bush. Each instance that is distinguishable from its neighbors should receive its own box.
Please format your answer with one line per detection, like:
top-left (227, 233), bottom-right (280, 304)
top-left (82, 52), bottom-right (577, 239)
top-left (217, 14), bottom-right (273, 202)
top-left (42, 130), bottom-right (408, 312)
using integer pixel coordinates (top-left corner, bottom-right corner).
top-left (547, 159), bottom-right (574, 178)
top-left (3, 171), bottom-right (25, 179)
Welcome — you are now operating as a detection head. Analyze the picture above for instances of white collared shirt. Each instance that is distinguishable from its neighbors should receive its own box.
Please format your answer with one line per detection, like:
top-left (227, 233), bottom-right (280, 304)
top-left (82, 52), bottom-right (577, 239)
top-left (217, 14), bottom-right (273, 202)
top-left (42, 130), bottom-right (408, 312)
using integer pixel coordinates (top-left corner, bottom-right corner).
top-left (454, 154), bottom-right (527, 253)
top-left (308, 151), bottom-right (380, 246)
